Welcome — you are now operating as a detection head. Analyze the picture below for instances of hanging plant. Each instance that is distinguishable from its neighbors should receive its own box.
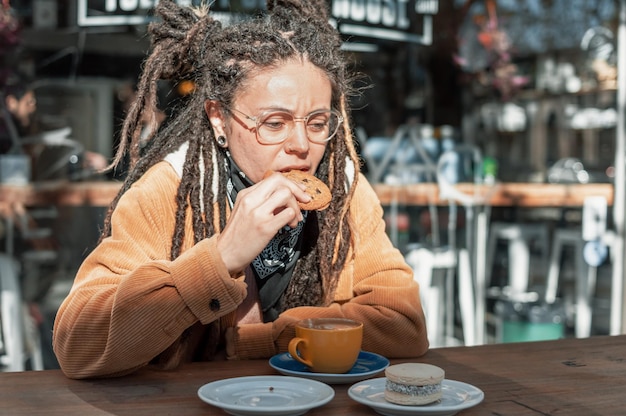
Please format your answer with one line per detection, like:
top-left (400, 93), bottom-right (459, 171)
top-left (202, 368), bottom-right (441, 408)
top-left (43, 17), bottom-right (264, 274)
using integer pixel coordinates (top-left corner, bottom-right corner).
top-left (454, 0), bottom-right (529, 100)
top-left (0, 0), bottom-right (20, 52)
top-left (0, 0), bottom-right (21, 87)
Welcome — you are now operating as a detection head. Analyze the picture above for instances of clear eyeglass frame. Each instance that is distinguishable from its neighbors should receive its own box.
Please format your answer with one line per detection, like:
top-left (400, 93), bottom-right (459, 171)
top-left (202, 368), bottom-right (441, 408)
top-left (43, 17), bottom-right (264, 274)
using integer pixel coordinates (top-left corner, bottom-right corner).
top-left (228, 107), bottom-right (344, 145)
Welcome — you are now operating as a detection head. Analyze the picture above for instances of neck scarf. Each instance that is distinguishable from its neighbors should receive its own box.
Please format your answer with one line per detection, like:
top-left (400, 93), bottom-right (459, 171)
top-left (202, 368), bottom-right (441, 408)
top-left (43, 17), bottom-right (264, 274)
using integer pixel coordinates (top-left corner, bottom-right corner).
top-left (225, 153), bottom-right (306, 322)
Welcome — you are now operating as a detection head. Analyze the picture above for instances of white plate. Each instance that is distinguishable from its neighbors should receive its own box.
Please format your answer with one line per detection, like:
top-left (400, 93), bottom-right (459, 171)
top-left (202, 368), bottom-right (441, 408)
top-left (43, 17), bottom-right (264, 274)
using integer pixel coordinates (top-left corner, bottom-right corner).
top-left (197, 375), bottom-right (335, 416)
top-left (348, 377), bottom-right (484, 416)
top-left (269, 350), bottom-right (389, 384)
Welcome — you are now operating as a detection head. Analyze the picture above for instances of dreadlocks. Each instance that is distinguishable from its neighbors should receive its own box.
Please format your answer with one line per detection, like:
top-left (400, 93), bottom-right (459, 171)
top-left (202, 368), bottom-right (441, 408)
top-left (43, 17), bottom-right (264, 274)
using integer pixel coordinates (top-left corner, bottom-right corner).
top-left (100, 0), bottom-right (361, 306)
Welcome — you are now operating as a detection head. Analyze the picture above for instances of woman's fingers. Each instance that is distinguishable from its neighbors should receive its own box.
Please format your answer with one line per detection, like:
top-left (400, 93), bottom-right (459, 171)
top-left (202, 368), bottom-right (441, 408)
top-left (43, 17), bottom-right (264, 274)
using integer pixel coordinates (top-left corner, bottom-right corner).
top-left (216, 174), bottom-right (309, 273)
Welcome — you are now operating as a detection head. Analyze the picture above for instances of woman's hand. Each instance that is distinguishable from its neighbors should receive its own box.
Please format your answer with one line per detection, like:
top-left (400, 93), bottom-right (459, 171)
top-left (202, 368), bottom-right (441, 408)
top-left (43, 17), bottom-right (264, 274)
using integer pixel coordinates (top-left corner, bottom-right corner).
top-left (216, 173), bottom-right (311, 274)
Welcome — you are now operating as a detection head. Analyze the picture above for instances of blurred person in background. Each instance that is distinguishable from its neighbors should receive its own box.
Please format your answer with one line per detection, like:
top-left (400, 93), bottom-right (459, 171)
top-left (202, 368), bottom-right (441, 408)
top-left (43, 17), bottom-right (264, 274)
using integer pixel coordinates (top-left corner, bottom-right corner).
top-left (1, 71), bottom-right (109, 173)
top-left (0, 70), bottom-right (36, 153)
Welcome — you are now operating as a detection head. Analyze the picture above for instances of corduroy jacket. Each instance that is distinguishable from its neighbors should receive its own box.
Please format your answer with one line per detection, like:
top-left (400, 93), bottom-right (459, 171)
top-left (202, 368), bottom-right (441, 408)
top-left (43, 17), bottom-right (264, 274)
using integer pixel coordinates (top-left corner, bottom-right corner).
top-left (53, 159), bottom-right (428, 379)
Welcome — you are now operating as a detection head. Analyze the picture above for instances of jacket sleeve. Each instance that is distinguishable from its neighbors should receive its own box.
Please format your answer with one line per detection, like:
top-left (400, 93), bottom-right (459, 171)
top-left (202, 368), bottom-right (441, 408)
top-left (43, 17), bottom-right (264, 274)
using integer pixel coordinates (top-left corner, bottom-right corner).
top-left (230, 173), bottom-right (429, 359)
top-left (52, 164), bottom-right (247, 379)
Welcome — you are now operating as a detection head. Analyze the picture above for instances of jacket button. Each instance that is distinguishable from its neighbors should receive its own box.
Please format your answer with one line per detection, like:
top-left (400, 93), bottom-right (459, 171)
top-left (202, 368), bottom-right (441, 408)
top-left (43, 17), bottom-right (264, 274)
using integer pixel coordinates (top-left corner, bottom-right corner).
top-left (209, 299), bottom-right (220, 311)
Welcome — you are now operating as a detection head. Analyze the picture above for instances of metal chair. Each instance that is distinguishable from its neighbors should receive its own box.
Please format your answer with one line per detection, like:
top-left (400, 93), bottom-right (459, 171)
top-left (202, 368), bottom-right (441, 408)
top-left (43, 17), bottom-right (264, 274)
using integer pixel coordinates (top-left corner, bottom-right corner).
top-left (432, 146), bottom-right (489, 346)
top-left (545, 196), bottom-right (612, 338)
top-left (0, 253), bottom-right (26, 371)
top-left (0, 215), bottom-right (45, 372)
top-left (485, 222), bottom-right (550, 295)
top-left (404, 140), bottom-right (481, 347)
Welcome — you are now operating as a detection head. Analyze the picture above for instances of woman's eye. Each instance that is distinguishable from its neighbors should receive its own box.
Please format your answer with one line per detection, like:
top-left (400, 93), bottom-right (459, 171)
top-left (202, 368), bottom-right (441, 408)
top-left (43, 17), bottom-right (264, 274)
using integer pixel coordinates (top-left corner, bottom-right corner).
top-left (262, 115), bottom-right (289, 130)
top-left (308, 122), bottom-right (327, 131)
top-left (263, 121), bottom-right (286, 130)
top-left (307, 116), bottom-right (329, 132)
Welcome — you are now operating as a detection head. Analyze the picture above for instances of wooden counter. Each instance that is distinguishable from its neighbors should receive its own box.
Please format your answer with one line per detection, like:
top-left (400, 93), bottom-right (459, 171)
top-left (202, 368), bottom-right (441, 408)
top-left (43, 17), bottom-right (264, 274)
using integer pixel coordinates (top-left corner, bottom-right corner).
top-left (373, 182), bottom-right (614, 207)
top-left (0, 181), bottom-right (614, 208)
top-left (0, 180), bottom-right (122, 207)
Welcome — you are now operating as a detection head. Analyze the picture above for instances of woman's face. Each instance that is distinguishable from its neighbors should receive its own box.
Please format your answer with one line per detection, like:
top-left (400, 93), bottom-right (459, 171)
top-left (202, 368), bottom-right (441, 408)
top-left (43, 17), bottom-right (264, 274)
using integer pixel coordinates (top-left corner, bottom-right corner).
top-left (209, 59), bottom-right (333, 184)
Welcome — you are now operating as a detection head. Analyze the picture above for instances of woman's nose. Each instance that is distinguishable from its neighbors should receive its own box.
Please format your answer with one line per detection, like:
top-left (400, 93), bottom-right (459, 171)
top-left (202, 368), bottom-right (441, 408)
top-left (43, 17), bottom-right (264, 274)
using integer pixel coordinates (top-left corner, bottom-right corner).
top-left (284, 123), bottom-right (310, 153)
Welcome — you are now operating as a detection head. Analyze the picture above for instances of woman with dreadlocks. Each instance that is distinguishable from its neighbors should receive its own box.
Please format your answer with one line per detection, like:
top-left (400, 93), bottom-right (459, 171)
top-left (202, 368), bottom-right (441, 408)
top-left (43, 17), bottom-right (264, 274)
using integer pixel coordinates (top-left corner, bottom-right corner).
top-left (52, 0), bottom-right (428, 379)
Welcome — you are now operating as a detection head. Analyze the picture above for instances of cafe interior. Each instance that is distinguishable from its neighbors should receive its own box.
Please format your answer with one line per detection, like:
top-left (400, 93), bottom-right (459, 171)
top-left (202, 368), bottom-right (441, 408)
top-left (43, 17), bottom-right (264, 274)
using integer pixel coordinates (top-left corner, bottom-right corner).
top-left (2, 1), bottom-right (626, 414)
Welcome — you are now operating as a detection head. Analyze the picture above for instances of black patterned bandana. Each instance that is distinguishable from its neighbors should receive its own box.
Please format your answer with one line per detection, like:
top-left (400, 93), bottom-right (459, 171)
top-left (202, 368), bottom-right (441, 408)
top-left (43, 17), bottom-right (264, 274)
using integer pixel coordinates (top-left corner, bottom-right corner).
top-left (224, 153), bottom-right (306, 321)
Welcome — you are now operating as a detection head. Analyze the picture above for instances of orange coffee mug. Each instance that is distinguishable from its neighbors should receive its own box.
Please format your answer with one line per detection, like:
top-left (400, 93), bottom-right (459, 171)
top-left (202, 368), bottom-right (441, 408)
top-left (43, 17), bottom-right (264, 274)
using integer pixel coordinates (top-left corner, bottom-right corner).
top-left (288, 318), bottom-right (363, 373)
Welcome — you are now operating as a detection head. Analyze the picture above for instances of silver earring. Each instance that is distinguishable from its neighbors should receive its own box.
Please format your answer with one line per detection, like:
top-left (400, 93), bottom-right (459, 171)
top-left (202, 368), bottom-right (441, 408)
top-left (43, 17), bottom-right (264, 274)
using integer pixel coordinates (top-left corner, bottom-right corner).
top-left (216, 135), bottom-right (227, 147)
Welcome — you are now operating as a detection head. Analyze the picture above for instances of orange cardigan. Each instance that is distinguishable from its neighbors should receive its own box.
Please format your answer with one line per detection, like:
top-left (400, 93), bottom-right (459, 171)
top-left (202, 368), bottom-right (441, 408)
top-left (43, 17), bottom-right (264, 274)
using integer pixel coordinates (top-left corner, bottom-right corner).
top-left (53, 161), bottom-right (428, 378)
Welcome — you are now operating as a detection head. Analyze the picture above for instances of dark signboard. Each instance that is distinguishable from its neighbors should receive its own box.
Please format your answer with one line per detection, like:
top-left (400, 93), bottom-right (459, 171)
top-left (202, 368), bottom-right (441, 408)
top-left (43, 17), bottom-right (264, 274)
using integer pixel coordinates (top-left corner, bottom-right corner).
top-left (77, 0), bottom-right (438, 45)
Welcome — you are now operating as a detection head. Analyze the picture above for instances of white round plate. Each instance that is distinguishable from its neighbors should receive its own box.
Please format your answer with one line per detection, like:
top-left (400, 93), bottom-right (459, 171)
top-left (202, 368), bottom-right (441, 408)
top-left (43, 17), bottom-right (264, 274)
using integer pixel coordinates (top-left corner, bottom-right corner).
top-left (348, 377), bottom-right (484, 416)
top-left (197, 375), bottom-right (335, 416)
top-left (269, 350), bottom-right (389, 384)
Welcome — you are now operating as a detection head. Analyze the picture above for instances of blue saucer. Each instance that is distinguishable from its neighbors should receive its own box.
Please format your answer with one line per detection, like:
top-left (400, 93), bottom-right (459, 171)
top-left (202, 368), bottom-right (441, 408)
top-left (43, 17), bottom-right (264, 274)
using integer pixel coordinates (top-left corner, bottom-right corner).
top-left (269, 350), bottom-right (389, 384)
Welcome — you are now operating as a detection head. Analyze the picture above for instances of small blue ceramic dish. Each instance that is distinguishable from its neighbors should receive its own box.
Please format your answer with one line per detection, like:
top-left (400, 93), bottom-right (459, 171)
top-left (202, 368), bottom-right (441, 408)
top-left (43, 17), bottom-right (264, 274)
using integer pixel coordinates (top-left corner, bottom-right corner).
top-left (269, 350), bottom-right (390, 384)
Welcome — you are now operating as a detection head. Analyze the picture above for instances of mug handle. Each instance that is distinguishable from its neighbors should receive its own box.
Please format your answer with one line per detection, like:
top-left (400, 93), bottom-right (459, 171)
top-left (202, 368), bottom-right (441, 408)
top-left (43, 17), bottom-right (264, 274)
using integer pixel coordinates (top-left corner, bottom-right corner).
top-left (288, 337), bottom-right (313, 367)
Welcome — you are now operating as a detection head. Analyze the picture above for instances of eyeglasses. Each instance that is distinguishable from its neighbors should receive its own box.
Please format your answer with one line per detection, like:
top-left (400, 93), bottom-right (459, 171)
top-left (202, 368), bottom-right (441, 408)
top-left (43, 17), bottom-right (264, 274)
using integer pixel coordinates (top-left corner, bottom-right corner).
top-left (229, 107), bottom-right (343, 145)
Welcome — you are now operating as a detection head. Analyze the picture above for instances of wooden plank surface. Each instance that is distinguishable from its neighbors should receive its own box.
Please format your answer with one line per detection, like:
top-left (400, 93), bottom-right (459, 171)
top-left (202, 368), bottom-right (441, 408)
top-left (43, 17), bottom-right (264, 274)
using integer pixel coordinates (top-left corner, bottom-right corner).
top-left (1, 335), bottom-right (625, 415)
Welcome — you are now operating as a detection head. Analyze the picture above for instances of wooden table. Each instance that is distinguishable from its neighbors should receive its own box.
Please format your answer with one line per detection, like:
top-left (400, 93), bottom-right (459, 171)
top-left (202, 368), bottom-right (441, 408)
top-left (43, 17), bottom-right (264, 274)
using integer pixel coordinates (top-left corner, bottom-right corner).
top-left (0, 181), bottom-right (614, 208)
top-left (1, 335), bottom-right (625, 415)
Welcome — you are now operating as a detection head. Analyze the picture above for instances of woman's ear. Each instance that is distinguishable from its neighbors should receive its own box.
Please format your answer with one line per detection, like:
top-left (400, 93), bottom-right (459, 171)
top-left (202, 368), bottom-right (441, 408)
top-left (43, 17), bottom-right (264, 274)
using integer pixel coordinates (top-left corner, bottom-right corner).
top-left (205, 100), bottom-right (226, 138)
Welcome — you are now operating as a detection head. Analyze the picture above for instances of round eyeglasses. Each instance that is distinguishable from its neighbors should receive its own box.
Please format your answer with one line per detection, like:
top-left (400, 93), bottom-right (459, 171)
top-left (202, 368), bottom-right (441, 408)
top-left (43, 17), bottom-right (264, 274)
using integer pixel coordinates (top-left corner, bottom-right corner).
top-left (228, 108), bottom-right (344, 145)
